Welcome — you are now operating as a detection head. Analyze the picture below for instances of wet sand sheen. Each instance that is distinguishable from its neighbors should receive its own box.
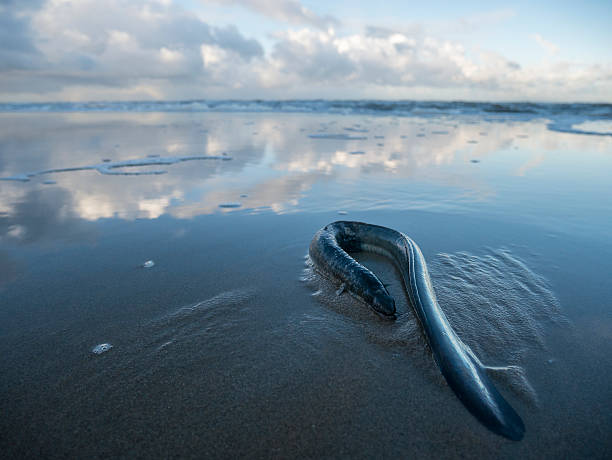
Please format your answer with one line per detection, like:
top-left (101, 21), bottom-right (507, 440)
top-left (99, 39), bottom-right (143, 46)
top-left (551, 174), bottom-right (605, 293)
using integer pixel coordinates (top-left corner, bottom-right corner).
top-left (0, 111), bottom-right (611, 458)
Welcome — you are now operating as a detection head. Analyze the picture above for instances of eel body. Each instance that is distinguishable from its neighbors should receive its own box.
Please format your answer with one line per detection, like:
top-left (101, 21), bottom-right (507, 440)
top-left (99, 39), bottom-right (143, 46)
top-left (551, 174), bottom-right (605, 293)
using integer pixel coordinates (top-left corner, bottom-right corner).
top-left (309, 221), bottom-right (525, 441)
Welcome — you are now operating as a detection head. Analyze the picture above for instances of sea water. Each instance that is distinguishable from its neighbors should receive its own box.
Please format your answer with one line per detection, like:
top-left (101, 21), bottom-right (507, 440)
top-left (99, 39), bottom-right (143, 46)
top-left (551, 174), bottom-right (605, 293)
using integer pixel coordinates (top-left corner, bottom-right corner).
top-left (0, 102), bottom-right (610, 458)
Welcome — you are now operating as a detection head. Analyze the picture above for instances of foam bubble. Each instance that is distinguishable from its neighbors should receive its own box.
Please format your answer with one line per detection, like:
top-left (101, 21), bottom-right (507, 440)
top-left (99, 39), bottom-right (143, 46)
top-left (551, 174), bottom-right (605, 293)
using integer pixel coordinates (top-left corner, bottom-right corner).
top-left (92, 343), bottom-right (113, 354)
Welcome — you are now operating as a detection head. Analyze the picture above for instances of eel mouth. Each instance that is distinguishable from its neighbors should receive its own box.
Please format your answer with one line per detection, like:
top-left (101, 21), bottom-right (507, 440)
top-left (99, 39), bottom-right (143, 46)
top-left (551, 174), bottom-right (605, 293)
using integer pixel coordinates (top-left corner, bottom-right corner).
top-left (371, 295), bottom-right (397, 319)
top-left (370, 297), bottom-right (396, 319)
top-left (374, 310), bottom-right (397, 321)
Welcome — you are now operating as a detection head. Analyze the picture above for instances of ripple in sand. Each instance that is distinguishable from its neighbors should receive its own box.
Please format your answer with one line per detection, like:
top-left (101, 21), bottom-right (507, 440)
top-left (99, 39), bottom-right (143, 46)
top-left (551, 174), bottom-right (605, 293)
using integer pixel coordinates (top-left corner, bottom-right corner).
top-left (430, 248), bottom-right (566, 364)
top-left (144, 288), bottom-right (256, 354)
top-left (302, 246), bottom-right (566, 404)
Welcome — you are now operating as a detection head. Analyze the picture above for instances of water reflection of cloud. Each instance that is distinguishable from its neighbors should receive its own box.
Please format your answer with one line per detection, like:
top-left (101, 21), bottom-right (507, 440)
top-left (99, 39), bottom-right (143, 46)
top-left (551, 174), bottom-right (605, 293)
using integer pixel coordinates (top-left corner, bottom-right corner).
top-left (0, 188), bottom-right (92, 244)
top-left (1, 112), bottom-right (608, 225)
top-left (517, 153), bottom-right (546, 177)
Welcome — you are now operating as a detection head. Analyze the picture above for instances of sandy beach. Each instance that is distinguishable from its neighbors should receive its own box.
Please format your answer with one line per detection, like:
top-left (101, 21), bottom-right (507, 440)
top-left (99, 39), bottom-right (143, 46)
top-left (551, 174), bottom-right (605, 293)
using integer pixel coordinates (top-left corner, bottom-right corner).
top-left (0, 109), bottom-right (611, 458)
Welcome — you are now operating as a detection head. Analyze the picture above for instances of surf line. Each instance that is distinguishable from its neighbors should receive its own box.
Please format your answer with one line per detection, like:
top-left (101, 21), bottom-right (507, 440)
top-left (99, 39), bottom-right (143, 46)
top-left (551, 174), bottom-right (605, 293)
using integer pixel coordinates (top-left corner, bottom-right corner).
top-left (309, 221), bottom-right (525, 441)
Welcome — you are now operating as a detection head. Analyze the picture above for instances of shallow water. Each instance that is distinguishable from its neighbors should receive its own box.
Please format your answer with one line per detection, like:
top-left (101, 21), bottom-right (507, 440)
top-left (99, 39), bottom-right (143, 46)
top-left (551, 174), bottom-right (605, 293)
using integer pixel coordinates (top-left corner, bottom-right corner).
top-left (0, 110), bottom-right (611, 458)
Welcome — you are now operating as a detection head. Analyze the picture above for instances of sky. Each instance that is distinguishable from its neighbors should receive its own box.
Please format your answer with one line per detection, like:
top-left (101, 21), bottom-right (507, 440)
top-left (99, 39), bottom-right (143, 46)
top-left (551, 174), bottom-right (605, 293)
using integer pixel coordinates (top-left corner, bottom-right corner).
top-left (1, 0), bottom-right (611, 102)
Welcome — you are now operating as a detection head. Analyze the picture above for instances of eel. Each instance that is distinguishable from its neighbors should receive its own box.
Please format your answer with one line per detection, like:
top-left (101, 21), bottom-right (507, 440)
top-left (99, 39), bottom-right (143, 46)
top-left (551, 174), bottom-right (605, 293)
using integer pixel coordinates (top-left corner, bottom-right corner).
top-left (309, 221), bottom-right (525, 441)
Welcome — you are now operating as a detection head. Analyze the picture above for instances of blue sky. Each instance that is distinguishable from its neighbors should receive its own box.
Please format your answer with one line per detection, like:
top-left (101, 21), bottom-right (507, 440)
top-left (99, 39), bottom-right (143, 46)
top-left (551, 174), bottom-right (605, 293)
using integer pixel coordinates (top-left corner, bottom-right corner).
top-left (1, 0), bottom-right (610, 102)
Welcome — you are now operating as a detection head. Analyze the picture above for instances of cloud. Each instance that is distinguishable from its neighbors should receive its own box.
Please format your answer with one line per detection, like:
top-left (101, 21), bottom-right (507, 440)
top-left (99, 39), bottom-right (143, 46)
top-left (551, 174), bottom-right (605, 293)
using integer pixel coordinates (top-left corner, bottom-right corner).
top-left (0, 0), bottom-right (45, 70)
top-left (0, 1), bottom-right (610, 102)
top-left (263, 28), bottom-right (508, 91)
top-left (257, 27), bottom-right (611, 101)
top-left (201, 0), bottom-right (339, 29)
top-left (0, 0), bottom-right (263, 98)
top-left (532, 33), bottom-right (559, 55)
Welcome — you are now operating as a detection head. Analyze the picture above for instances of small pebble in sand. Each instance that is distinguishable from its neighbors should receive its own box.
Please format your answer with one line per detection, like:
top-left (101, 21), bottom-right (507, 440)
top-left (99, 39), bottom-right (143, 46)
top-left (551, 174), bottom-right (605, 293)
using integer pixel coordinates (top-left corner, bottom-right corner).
top-left (240, 194), bottom-right (248, 198)
top-left (43, 180), bottom-right (56, 185)
top-left (219, 203), bottom-right (242, 208)
top-left (338, 211), bottom-right (348, 215)
top-left (142, 260), bottom-right (155, 268)
top-left (470, 159), bottom-right (481, 163)
top-left (102, 158), bottom-right (112, 163)
top-left (92, 343), bottom-right (113, 355)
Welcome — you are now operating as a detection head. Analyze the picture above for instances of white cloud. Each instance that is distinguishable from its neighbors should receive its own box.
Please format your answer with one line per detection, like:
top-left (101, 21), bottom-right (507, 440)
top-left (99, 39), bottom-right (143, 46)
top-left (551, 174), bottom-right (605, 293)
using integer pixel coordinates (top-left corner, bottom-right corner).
top-left (0, 0), bottom-right (263, 99)
top-left (0, 1), bottom-right (610, 102)
top-left (532, 33), bottom-right (559, 55)
top-left (159, 47), bottom-right (184, 64)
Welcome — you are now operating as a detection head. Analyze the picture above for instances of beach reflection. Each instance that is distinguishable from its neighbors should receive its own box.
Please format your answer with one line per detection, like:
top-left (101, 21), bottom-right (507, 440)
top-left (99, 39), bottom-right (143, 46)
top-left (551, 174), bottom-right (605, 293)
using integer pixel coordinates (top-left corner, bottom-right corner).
top-left (0, 112), bottom-right (610, 237)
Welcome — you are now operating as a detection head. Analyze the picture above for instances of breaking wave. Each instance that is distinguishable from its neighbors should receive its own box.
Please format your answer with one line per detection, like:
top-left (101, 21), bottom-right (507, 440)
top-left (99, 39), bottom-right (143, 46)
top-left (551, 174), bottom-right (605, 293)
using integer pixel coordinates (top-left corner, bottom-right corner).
top-left (1, 100), bottom-right (610, 135)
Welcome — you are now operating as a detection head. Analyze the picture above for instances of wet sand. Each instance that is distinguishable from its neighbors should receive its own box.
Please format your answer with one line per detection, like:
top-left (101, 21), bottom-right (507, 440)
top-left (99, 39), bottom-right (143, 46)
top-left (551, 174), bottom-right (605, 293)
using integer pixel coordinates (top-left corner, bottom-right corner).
top-left (0, 112), bottom-right (611, 458)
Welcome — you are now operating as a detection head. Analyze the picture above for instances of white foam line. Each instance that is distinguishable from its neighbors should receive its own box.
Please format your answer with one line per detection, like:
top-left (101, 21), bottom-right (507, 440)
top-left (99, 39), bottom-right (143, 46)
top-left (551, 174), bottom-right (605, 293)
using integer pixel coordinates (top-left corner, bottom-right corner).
top-left (0, 154), bottom-right (232, 182)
